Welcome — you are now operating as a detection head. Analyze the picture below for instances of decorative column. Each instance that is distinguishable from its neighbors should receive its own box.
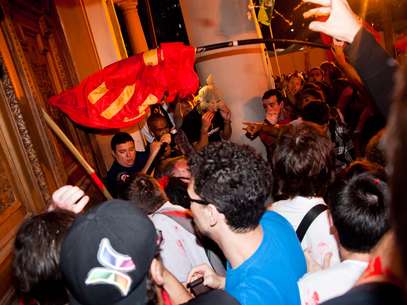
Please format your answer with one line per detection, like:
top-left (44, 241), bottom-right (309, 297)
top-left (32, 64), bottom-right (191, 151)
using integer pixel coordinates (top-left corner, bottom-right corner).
top-left (179, 0), bottom-right (271, 157)
top-left (114, 0), bottom-right (148, 54)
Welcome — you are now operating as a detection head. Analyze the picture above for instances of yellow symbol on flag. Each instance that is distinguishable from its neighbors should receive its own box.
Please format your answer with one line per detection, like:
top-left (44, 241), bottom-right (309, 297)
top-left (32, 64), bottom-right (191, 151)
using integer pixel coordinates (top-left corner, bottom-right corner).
top-left (88, 82), bottom-right (108, 104)
top-left (123, 94), bottom-right (159, 122)
top-left (143, 49), bottom-right (159, 66)
top-left (101, 84), bottom-right (136, 119)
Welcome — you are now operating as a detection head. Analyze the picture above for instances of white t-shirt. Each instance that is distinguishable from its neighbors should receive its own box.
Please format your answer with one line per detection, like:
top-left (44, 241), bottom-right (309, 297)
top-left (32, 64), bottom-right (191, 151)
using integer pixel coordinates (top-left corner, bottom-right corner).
top-left (298, 259), bottom-right (368, 305)
top-left (150, 202), bottom-right (211, 283)
top-left (271, 196), bottom-right (340, 267)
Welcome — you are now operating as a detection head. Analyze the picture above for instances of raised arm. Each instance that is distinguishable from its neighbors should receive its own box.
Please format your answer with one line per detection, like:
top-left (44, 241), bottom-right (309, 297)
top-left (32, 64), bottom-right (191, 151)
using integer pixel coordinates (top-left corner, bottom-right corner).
top-left (304, 0), bottom-right (398, 118)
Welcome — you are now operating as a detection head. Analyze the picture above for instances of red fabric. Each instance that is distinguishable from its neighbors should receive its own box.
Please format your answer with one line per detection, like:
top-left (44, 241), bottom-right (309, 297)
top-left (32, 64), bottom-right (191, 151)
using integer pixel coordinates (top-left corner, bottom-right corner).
top-left (157, 175), bottom-right (169, 189)
top-left (49, 43), bottom-right (199, 129)
top-left (161, 289), bottom-right (174, 305)
top-left (160, 209), bottom-right (193, 218)
top-left (359, 256), bottom-right (401, 286)
top-left (395, 35), bottom-right (407, 53)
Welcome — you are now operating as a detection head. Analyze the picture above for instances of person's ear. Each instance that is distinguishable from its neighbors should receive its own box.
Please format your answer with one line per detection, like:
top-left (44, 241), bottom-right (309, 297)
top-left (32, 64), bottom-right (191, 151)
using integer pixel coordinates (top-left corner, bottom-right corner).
top-left (207, 204), bottom-right (221, 227)
top-left (328, 212), bottom-right (338, 238)
top-left (112, 150), bottom-right (117, 159)
top-left (150, 258), bottom-right (164, 286)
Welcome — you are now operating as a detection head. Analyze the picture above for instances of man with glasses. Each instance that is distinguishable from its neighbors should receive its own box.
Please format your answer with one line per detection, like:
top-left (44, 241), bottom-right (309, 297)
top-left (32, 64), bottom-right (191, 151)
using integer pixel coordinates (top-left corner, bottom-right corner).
top-left (186, 141), bottom-right (306, 305)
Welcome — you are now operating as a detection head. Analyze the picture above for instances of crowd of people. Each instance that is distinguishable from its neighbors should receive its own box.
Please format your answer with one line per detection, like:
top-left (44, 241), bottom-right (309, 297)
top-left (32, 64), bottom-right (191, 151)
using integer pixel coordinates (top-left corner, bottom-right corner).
top-left (11, 1), bottom-right (407, 305)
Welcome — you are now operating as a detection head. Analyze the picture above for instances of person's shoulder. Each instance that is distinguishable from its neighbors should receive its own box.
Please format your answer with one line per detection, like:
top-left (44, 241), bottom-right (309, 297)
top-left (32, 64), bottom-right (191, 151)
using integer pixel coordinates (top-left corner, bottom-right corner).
top-left (107, 160), bottom-right (120, 172)
top-left (269, 198), bottom-right (293, 213)
top-left (300, 260), bottom-right (367, 292)
top-left (261, 209), bottom-right (293, 230)
top-left (231, 278), bottom-right (284, 305)
top-left (299, 267), bottom-right (343, 305)
top-left (183, 107), bottom-right (201, 122)
top-left (307, 208), bottom-right (331, 233)
top-left (150, 212), bottom-right (180, 229)
top-left (261, 210), bottom-right (306, 268)
top-left (321, 282), bottom-right (405, 305)
top-left (300, 265), bottom-right (340, 288)
top-left (151, 209), bottom-right (193, 235)
top-left (106, 161), bottom-right (123, 180)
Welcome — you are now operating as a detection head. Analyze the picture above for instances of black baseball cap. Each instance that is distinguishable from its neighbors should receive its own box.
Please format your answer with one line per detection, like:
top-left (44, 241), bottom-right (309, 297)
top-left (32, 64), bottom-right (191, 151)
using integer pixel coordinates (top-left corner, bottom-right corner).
top-left (60, 200), bottom-right (158, 305)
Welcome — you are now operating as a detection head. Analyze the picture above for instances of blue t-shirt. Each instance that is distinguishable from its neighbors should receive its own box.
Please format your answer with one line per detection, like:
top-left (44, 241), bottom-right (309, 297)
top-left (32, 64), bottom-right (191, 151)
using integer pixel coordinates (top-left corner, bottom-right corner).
top-left (225, 211), bottom-right (306, 305)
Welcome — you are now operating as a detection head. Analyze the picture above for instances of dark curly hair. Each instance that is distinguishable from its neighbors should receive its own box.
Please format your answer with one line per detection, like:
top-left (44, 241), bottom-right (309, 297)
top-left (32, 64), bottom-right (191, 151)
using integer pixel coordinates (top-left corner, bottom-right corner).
top-left (13, 210), bottom-right (75, 305)
top-left (272, 122), bottom-right (335, 198)
top-left (189, 141), bottom-right (272, 232)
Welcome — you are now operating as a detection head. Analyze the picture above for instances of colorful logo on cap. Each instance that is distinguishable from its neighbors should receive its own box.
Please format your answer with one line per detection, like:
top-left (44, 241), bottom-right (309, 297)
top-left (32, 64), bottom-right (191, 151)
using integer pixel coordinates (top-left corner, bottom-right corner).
top-left (85, 238), bottom-right (136, 296)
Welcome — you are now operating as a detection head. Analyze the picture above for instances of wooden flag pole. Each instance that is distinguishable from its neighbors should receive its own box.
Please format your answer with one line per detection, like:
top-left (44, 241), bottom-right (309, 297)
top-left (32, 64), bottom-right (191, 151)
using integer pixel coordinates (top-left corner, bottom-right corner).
top-left (42, 109), bottom-right (113, 200)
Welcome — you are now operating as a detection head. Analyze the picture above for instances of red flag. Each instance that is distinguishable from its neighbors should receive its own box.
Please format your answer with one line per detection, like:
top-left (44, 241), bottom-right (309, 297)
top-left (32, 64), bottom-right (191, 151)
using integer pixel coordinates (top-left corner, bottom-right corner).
top-left (395, 35), bottom-right (407, 53)
top-left (49, 43), bottom-right (199, 129)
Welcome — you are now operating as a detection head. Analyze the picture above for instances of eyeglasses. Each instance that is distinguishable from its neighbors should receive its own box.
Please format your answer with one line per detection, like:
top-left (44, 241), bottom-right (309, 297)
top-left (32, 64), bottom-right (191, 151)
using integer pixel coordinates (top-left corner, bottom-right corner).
top-left (188, 194), bottom-right (210, 205)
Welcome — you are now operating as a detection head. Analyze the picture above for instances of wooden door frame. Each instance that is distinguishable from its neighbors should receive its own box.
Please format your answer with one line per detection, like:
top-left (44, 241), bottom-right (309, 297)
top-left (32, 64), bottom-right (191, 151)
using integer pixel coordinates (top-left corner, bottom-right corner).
top-left (0, 54), bottom-right (45, 305)
top-left (0, 0), bottom-right (107, 198)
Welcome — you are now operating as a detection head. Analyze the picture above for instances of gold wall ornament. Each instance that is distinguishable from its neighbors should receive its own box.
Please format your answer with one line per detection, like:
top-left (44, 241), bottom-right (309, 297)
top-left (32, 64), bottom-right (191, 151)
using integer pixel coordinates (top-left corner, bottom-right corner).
top-left (0, 56), bottom-right (51, 203)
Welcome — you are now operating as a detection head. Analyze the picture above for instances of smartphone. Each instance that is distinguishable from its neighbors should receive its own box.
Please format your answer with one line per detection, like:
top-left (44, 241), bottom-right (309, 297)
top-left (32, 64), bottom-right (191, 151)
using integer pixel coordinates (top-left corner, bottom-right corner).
top-left (186, 277), bottom-right (212, 296)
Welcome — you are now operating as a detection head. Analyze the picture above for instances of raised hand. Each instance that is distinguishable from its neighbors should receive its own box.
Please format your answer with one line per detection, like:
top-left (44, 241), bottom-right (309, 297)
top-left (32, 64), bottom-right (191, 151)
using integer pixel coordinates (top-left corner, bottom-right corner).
top-left (218, 100), bottom-right (231, 121)
top-left (150, 140), bottom-right (162, 155)
top-left (242, 122), bottom-right (263, 138)
top-left (201, 111), bottom-right (215, 132)
top-left (160, 133), bottom-right (172, 145)
top-left (303, 0), bottom-right (362, 43)
top-left (49, 185), bottom-right (89, 214)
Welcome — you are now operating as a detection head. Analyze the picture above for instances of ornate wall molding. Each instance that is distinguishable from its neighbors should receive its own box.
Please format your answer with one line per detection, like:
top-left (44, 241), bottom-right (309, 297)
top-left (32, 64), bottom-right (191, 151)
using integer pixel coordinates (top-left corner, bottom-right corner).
top-left (0, 56), bottom-right (50, 202)
top-left (0, 1), bottom-right (67, 186)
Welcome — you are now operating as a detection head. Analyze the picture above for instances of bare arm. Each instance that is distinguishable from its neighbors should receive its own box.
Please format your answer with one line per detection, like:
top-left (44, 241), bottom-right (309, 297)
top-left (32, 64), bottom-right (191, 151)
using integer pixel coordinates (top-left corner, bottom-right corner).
top-left (221, 120), bottom-right (232, 140)
top-left (332, 43), bottom-right (363, 88)
top-left (219, 101), bottom-right (232, 140)
top-left (151, 258), bottom-right (192, 304)
top-left (141, 141), bottom-right (163, 174)
top-left (304, 0), bottom-right (396, 117)
top-left (162, 268), bottom-right (193, 304)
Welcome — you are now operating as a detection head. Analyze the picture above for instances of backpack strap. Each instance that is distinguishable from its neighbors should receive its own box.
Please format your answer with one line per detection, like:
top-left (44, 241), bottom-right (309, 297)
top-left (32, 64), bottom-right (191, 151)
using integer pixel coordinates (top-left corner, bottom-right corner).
top-left (296, 204), bottom-right (328, 243)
